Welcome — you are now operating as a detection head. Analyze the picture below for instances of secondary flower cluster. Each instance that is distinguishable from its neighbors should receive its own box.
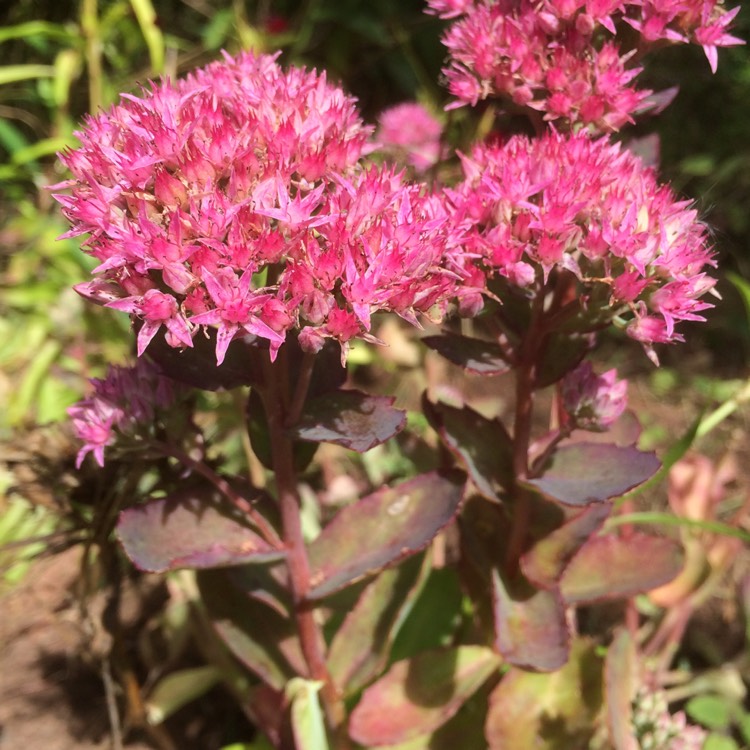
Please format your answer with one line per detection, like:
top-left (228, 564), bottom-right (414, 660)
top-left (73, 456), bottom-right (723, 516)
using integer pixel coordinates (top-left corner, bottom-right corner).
top-left (55, 53), bottom-right (459, 365)
top-left (428, 0), bottom-right (741, 129)
top-left (561, 361), bottom-right (628, 431)
top-left (443, 130), bottom-right (716, 361)
top-left (68, 359), bottom-right (183, 467)
top-left (376, 102), bottom-right (443, 173)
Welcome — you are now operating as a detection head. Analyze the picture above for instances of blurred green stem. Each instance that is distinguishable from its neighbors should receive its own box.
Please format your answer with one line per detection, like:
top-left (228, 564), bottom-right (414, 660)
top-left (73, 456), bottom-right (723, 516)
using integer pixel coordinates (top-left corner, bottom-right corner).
top-left (81, 0), bottom-right (103, 112)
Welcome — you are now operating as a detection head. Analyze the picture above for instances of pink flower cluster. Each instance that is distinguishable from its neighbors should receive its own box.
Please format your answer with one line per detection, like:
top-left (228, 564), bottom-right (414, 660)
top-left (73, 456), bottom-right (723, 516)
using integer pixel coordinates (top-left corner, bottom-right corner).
top-left (428, 0), bottom-right (742, 129)
top-left (444, 130), bottom-right (716, 361)
top-left (68, 359), bottom-right (182, 467)
top-left (376, 102), bottom-right (443, 173)
top-left (561, 361), bottom-right (628, 430)
top-left (55, 53), bottom-right (458, 365)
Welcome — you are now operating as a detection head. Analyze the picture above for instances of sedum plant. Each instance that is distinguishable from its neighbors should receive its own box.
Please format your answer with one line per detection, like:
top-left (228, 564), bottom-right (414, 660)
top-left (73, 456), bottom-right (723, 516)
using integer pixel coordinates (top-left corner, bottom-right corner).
top-left (53, 0), bottom-right (742, 746)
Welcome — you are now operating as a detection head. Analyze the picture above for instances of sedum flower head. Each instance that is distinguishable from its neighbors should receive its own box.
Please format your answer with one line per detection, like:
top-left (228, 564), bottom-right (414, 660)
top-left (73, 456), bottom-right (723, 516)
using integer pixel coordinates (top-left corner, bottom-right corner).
top-left (376, 102), bottom-right (443, 173)
top-left (444, 130), bottom-right (716, 361)
top-left (429, 0), bottom-right (741, 127)
top-left (561, 361), bottom-right (628, 430)
top-left (68, 359), bottom-right (183, 467)
top-left (56, 52), bottom-right (457, 365)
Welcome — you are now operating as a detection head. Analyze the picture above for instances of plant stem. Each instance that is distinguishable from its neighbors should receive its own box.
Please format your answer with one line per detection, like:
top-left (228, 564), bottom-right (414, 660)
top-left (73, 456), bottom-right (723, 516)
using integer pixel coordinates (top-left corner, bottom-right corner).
top-left (505, 291), bottom-right (547, 571)
top-left (150, 442), bottom-right (283, 550)
top-left (260, 356), bottom-right (349, 747)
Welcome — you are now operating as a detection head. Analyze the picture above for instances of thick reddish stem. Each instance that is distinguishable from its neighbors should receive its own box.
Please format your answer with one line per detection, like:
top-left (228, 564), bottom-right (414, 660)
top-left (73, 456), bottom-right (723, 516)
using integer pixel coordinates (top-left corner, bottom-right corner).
top-left (260, 356), bottom-right (349, 746)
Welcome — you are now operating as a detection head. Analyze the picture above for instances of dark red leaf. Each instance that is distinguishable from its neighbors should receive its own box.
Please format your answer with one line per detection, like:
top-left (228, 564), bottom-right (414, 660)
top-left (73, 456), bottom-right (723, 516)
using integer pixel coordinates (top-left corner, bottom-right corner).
top-left (307, 471), bottom-right (465, 599)
top-left (422, 332), bottom-right (510, 376)
top-left (525, 442), bottom-right (661, 506)
top-left (560, 532), bottom-right (684, 604)
top-left (290, 389), bottom-right (406, 452)
top-left (116, 484), bottom-right (282, 573)
top-left (349, 646), bottom-right (501, 746)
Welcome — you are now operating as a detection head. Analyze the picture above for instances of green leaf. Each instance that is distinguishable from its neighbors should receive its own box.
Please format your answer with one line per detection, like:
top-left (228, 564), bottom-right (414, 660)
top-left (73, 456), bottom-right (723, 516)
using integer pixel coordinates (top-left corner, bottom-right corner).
top-left (485, 638), bottom-right (603, 750)
top-left (389, 566), bottom-right (464, 662)
top-left (197, 569), bottom-right (305, 691)
top-left (328, 555), bottom-right (425, 696)
top-left (349, 646), bottom-right (501, 746)
top-left (686, 695), bottom-right (732, 731)
top-left (286, 678), bottom-right (330, 750)
top-left (703, 735), bottom-right (739, 750)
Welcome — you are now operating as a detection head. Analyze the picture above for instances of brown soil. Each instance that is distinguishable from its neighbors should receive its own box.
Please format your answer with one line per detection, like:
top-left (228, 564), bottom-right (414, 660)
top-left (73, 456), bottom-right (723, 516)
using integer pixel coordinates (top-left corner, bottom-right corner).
top-left (0, 547), bottom-right (154, 750)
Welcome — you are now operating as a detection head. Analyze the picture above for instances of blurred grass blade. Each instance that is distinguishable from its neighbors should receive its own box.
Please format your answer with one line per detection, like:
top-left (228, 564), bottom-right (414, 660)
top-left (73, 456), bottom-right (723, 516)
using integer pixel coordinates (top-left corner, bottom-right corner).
top-left (0, 65), bottom-right (56, 86)
top-left (11, 136), bottom-right (77, 165)
top-left (606, 512), bottom-right (750, 543)
top-left (0, 118), bottom-right (30, 154)
top-left (0, 22), bottom-right (76, 44)
top-left (129, 0), bottom-right (165, 74)
top-left (145, 666), bottom-right (221, 724)
top-left (617, 415), bottom-right (701, 502)
top-left (727, 271), bottom-right (750, 328)
top-left (7, 340), bottom-right (61, 426)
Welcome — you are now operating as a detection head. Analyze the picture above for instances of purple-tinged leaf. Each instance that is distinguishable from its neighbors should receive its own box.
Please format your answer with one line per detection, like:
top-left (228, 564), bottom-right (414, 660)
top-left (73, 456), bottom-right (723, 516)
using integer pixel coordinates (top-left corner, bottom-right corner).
top-left (307, 471), bottom-right (465, 599)
top-left (458, 495), bottom-right (566, 649)
top-left (246, 684), bottom-right (286, 750)
top-left (290, 389), bottom-right (406, 452)
top-left (525, 442), bottom-right (661, 506)
top-left (225, 561), bottom-right (291, 617)
top-left (567, 410), bottom-right (642, 448)
top-left (197, 569), bottom-right (305, 691)
top-left (605, 629), bottom-right (639, 750)
top-left (492, 568), bottom-right (569, 672)
top-left (247, 388), bottom-right (318, 472)
top-left (349, 646), bottom-right (501, 746)
top-left (535, 332), bottom-right (591, 388)
top-left (366, 695), bottom-right (489, 750)
top-left (145, 328), bottom-right (265, 390)
top-left (485, 638), bottom-right (603, 750)
top-left (423, 398), bottom-right (513, 499)
top-left (560, 532), bottom-right (684, 604)
top-left (521, 504), bottom-right (612, 590)
top-left (116, 485), bottom-right (283, 573)
top-left (328, 555), bottom-right (425, 696)
top-left (422, 332), bottom-right (510, 376)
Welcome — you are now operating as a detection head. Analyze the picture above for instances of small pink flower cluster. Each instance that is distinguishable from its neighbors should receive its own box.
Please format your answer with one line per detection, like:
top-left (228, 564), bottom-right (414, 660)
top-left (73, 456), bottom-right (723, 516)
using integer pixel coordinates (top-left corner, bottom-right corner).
top-left (56, 53), bottom-right (458, 365)
top-left (444, 130), bottom-right (716, 360)
top-left (376, 102), bottom-right (443, 173)
top-left (428, 0), bottom-right (741, 129)
top-left (68, 359), bottom-right (182, 467)
top-left (561, 361), bottom-right (628, 431)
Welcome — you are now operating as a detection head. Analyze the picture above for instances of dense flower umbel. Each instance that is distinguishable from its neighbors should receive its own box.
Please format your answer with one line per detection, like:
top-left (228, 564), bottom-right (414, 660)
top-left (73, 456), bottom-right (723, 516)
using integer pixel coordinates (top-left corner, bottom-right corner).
top-left (428, 0), bottom-right (742, 128)
top-left (55, 52), bottom-right (458, 365)
top-left (444, 131), bottom-right (716, 362)
top-left (68, 359), bottom-right (183, 467)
